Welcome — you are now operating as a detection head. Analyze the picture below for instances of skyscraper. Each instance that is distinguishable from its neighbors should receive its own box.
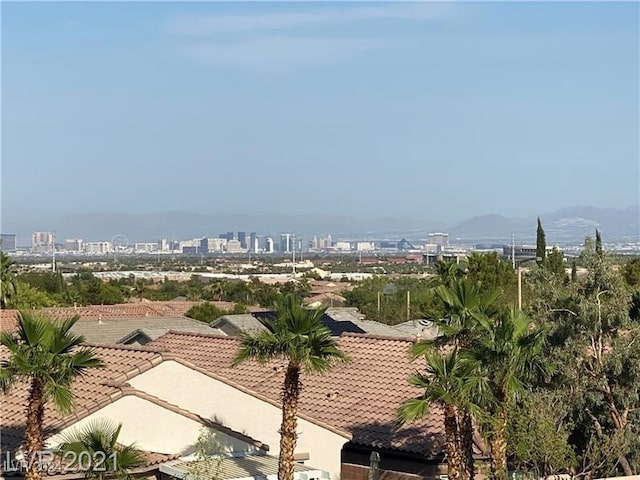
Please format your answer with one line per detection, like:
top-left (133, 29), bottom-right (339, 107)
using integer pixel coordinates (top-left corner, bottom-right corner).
top-left (265, 237), bottom-right (274, 253)
top-left (237, 232), bottom-right (247, 249)
top-left (249, 232), bottom-right (258, 253)
top-left (280, 233), bottom-right (292, 254)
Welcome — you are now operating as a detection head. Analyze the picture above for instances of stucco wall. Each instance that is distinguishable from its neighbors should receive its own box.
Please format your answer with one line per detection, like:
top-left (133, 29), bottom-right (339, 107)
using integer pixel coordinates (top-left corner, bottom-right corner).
top-left (129, 360), bottom-right (348, 479)
top-left (47, 395), bottom-right (260, 456)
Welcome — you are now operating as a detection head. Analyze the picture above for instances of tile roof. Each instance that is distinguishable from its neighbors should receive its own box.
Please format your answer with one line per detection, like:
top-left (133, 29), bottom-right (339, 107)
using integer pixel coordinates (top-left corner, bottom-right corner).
top-left (210, 315), bottom-right (268, 334)
top-left (0, 343), bottom-right (264, 457)
top-left (0, 302), bottom-right (202, 331)
top-left (220, 308), bottom-right (412, 339)
top-left (0, 343), bottom-right (165, 454)
top-left (149, 332), bottom-right (448, 457)
top-left (0, 304), bottom-right (225, 344)
top-left (70, 317), bottom-right (223, 345)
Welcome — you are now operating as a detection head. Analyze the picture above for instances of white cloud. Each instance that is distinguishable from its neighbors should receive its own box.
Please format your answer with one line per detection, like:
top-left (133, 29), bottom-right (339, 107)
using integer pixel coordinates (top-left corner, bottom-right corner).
top-left (166, 3), bottom-right (449, 36)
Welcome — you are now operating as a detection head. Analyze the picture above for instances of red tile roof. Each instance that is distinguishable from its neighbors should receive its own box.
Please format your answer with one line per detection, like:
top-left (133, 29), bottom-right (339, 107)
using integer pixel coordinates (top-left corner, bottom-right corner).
top-left (0, 342), bottom-right (265, 457)
top-left (1, 343), bottom-right (164, 453)
top-left (149, 331), bottom-right (449, 457)
top-left (0, 302), bottom-right (201, 332)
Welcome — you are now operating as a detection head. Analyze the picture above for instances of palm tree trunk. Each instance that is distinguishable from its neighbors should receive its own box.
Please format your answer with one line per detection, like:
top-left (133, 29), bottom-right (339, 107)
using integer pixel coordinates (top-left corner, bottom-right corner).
top-left (459, 409), bottom-right (475, 480)
top-left (278, 362), bottom-right (301, 480)
top-left (444, 404), bottom-right (464, 480)
top-left (25, 377), bottom-right (45, 480)
top-left (489, 405), bottom-right (508, 480)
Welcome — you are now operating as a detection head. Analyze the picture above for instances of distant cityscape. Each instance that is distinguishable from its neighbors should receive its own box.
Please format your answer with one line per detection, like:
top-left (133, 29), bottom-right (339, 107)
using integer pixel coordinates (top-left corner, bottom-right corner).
top-left (2, 228), bottom-right (639, 262)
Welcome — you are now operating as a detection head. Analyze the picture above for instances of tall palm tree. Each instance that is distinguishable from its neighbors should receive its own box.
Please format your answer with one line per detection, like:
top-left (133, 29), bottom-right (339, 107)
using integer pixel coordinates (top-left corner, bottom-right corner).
top-left (232, 294), bottom-right (349, 480)
top-left (0, 311), bottom-right (105, 480)
top-left (466, 308), bottom-right (550, 480)
top-left (398, 350), bottom-right (481, 480)
top-left (55, 419), bottom-right (144, 480)
top-left (1, 250), bottom-right (18, 309)
top-left (412, 279), bottom-right (498, 480)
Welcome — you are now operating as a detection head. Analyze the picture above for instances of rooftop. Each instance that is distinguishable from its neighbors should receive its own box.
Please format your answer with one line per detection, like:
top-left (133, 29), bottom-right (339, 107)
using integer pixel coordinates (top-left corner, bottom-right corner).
top-left (0, 343), bottom-right (264, 457)
top-left (0, 302), bottom-right (225, 344)
top-left (0, 301), bottom-right (203, 332)
top-left (150, 331), bottom-right (448, 457)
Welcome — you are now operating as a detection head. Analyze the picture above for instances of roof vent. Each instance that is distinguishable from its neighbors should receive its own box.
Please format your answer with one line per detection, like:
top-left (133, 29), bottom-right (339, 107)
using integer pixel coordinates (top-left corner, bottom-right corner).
top-left (326, 391), bottom-right (339, 400)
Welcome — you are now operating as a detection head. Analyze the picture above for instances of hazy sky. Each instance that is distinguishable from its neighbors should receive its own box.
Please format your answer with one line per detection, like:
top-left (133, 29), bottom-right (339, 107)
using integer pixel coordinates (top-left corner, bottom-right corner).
top-left (2, 1), bottom-right (638, 225)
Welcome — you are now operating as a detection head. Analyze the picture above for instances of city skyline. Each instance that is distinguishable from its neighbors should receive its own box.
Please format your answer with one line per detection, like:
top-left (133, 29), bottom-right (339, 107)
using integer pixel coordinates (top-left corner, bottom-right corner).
top-left (2, 2), bottom-right (638, 226)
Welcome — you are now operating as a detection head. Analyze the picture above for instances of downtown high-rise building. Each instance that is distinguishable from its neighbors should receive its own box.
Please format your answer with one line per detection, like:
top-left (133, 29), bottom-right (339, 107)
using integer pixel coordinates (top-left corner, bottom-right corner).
top-left (237, 232), bottom-right (247, 249)
top-left (280, 233), bottom-right (292, 254)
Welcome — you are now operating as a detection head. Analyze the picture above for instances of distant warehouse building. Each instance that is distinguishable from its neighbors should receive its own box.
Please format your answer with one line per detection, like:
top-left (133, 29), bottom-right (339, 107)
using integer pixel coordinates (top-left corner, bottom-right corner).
top-left (503, 245), bottom-right (537, 263)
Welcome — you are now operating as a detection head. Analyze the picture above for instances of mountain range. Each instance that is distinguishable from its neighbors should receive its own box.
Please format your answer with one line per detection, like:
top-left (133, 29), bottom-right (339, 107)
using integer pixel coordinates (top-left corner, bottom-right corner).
top-left (2, 205), bottom-right (638, 246)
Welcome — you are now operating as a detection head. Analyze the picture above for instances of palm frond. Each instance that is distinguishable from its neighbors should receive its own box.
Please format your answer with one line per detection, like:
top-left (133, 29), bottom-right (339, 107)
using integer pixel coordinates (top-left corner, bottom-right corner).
top-left (397, 396), bottom-right (431, 424)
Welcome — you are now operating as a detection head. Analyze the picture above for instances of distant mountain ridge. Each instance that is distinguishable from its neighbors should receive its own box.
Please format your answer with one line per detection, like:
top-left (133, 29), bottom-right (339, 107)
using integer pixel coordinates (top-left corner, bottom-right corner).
top-left (1, 206), bottom-right (637, 245)
top-left (449, 206), bottom-right (639, 243)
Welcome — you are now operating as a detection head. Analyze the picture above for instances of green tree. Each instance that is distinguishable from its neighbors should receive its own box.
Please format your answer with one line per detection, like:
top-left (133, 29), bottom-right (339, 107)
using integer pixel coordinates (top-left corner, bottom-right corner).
top-left (536, 218), bottom-right (546, 265)
top-left (1, 251), bottom-right (18, 309)
top-left (595, 229), bottom-right (603, 257)
top-left (186, 302), bottom-right (227, 323)
top-left (571, 260), bottom-right (578, 283)
top-left (506, 390), bottom-right (577, 476)
top-left (546, 247), bottom-right (566, 282)
top-left (10, 281), bottom-right (58, 309)
top-left (465, 253), bottom-right (516, 308)
top-left (56, 419), bottom-right (144, 480)
top-left (398, 351), bottom-right (478, 480)
top-left (0, 312), bottom-right (104, 480)
top-left (466, 309), bottom-right (550, 480)
top-left (622, 258), bottom-right (640, 287)
top-left (232, 295), bottom-right (349, 480)
top-left (539, 238), bottom-right (640, 477)
top-left (410, 279), bottom-right (499, 480)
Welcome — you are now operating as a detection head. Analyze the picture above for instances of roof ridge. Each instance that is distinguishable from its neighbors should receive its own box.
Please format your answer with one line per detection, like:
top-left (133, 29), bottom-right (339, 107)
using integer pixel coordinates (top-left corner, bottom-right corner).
top-left (161, 330), bottom-right (238, 340)
top-left (339, 332), bottom-right (415, 343)
top-left (81, 342), bottom-right (170, 353)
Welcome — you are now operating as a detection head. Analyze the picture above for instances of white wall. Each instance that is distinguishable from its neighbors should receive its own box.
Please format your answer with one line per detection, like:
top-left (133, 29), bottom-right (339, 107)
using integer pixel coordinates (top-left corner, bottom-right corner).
top-left (47, 395), bottom-right (260, 457)
top-left (130, 361), bottom-right (348, 479)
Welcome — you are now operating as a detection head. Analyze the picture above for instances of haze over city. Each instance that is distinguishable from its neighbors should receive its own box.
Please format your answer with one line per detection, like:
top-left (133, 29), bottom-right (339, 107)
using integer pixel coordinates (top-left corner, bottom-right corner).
top-left (2, 1), bottom-right (638, 227)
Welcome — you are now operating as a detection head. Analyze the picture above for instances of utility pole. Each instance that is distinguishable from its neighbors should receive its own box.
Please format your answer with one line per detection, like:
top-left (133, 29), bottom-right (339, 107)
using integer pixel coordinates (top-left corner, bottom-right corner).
top-left (406, 290), bottom-right (411, 320)
top-left (377, 291), bottom-right (381, 314)
top-left (292, 234), bottom-right (296, 278)
top-left (52, 232), bottom-right (56, 272)
top-left (511, 231), bottom-right (516, 270)
top-left (517, 266), bottom-right (522, 311)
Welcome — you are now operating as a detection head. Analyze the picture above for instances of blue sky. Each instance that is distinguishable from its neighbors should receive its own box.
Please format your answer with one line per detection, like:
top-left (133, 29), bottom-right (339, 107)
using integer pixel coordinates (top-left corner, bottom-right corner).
top-left (2, 1), bottom-right (638, 225)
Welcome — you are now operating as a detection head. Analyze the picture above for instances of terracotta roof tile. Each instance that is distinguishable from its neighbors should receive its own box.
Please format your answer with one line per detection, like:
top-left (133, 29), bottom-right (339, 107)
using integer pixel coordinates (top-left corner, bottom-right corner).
top-left (0, 344), bottom-right (163, 454)
top-left (149, 331), bottom-right (447, 457)
top-left (0, 302), bottom-right (202, 332)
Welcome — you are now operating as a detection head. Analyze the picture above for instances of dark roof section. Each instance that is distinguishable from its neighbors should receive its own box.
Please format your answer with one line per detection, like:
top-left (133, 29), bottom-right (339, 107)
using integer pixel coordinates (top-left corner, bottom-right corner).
top-left (214, 307), bottom-right (409, 338)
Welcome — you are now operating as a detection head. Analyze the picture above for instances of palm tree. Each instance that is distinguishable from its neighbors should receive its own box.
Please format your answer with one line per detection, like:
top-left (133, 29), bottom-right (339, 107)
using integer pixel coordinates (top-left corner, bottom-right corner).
top-left (56, 419), bottom-right (144, 480)
top-left (0, 311), bottom-right (105, 480)
top-left (398, 350), bottom-right (480, 480)
top-left (232, 294), bottom-right (349, 480)
top-left (411, 279), bottom-right (498, 480)
top-left (1, 250), bottom-right (18, 308)
top-left (466, 308), bottom-right (550, 480)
